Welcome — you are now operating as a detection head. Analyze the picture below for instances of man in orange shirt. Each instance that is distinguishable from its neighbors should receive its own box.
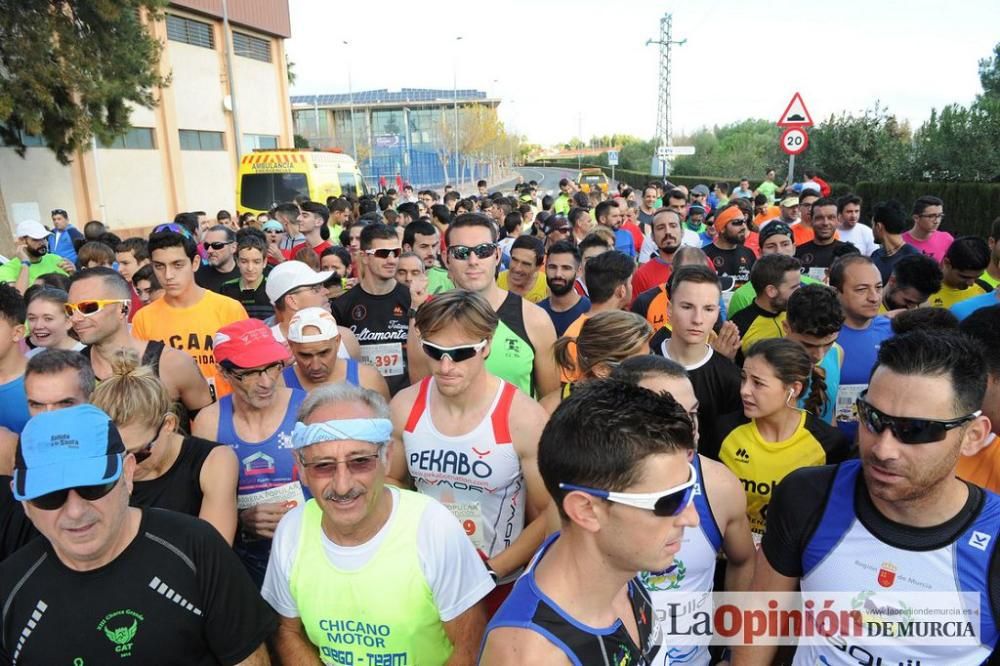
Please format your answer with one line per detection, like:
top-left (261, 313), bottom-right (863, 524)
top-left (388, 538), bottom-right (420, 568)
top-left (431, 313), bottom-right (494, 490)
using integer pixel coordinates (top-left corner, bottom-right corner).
top-left (790, 190), bottom-right (821, 246)
top-left (956, 305), bottom-right (1000, 493)
top-left (132, 230), bottom-right (248, 399)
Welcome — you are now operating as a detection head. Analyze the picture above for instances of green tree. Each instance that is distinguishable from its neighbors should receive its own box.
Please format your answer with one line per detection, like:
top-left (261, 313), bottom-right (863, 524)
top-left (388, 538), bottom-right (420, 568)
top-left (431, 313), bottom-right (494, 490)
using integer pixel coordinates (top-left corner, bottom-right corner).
top-left (912, 100), bottom-right (1000, 182)
top-left (806, 104), bottom-right (912, 183)
top-left (0, 0), bottom-right (169, 164)
top-left (979, 41), bottom-right (1000, 99)
top-left (670, 120), bottom-right (782, 179)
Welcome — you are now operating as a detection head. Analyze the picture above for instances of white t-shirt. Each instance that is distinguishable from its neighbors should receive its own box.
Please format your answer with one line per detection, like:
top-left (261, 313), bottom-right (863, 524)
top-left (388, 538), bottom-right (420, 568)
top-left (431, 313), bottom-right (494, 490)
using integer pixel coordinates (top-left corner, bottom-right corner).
top-left (837, 223), bottom-right (877, 256)
top-left (261, 486), bottom-right (495, 623)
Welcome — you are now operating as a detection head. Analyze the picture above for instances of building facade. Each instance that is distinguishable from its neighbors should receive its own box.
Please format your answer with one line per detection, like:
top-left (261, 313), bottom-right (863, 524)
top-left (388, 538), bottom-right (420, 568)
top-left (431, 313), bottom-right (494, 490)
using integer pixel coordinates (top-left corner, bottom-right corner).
top-left (0, 0), bottom-right (294, 235)
top-left (292, 89), bottom-right (500, 188)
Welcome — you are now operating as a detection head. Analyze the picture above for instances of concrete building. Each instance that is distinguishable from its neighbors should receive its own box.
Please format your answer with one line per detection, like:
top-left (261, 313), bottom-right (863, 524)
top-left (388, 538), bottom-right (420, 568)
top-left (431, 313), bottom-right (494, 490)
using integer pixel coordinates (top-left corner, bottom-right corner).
top-left (291, 89), bottom-right (500, 188)
top-left (0, 0), bottom-right (293, 235)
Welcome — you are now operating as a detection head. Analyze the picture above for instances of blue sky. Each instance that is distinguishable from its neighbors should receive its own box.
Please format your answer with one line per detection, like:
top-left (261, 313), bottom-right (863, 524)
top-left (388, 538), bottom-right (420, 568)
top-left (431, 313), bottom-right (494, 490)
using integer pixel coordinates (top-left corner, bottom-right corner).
top-left (285, 0), bottom-right (1000, 145)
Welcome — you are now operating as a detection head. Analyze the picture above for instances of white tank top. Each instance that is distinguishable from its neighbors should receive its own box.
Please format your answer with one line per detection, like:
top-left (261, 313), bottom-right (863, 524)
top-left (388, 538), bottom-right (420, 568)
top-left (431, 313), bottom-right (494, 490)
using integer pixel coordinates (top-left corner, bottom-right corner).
top-left (403, 377), bottom-right (525, 566)
top-left (641, 454), bottom-right (723, 666)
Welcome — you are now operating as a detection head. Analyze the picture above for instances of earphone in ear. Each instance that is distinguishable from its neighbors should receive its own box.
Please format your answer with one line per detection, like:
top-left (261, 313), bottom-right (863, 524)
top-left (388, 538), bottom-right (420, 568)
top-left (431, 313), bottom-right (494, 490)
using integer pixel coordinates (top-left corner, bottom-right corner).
top-left (787, 388), bottom-right (794, 400)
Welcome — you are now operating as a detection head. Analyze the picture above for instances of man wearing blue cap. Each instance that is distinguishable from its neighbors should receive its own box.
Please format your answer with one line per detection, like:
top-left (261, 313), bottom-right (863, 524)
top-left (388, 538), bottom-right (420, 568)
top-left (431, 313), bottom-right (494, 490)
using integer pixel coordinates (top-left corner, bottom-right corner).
top-left (0, 404), bottom-right (276, 664)
top-left (262, 383), bottom-right (494, 666)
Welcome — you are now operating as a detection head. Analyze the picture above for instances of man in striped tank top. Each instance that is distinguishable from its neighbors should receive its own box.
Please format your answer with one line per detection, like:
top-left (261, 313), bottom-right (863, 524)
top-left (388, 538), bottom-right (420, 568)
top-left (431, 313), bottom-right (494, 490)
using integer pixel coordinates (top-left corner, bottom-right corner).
top-left (388, 290), bottom-right (551, 614)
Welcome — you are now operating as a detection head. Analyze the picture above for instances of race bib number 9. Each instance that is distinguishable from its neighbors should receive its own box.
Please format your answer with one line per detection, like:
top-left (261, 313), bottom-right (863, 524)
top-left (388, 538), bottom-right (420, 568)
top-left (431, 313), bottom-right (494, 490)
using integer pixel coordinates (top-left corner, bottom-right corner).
top-left (361, 343), bottom-right (404, 376)
top-left (444, 501), bottom-right (484, 549)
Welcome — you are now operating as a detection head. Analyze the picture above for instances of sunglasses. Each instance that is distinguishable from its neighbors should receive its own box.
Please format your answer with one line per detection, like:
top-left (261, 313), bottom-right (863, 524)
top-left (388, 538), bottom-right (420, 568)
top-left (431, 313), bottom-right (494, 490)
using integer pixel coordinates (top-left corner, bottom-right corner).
top-left (559, 462), bottom-right (697, 517)
top-left (365, 248), bottom-right (402, 259)
top-left (152, 223), bottom-right (192, 238)
top-left (422, 339), bottom-right (488, 363)
top-left (51, 209), bottom-right (67, 217)
top-left (728, 219), bottom-right (747, 227)
top-left (447, 243), bottom-right (497, 261)
top-left (29, 479), bottom-right (118, 511)
top-left (132, 417), bottom-right (167, 464)
top-left (228, 362), bottom-right (284, 383)
top-left (64, 299), bottom-right (128, 318)
top-left (299, 453), bottom-right (381, 477)
top-left (203, 241), bottom-right (234, 251)
top-left (856, 391), bottom-right (981, 444)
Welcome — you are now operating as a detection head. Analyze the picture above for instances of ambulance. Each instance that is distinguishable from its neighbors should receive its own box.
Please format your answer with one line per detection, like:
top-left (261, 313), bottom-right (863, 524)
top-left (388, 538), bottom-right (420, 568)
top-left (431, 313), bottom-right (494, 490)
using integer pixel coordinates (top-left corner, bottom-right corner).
top-left (236, 149), bottom-right (368, 216)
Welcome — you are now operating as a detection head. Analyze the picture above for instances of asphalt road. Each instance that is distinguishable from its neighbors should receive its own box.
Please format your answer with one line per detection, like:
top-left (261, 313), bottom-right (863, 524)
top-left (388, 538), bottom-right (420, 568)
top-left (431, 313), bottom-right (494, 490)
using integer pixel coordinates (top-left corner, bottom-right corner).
top-left (490, 166), bottom-right (619, 197)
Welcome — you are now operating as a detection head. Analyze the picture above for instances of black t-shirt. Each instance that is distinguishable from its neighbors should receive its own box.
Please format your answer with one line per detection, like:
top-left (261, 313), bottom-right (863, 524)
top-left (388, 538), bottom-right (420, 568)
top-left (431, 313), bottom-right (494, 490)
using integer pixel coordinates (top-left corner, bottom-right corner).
top-left (795, 239), bottom-right (850, 272)
top-left (650, 328), bottom-right (742, 461)
top-left (195, 264), bottom-right (241, 294)
top-left (220, 279), bottom-right (274, 321)
top-left (331, 282), bottom-right (412, 395)
top-left (0, 508), bottom-right (275, 665)
top-left (871, 243), bottom-right (921, 283)
top-left (0, 475), bottom-right (38, 562)
top-left (130, 436), bottom-right (222, 519)
top-left (704, 243), bottom-right (755, 286)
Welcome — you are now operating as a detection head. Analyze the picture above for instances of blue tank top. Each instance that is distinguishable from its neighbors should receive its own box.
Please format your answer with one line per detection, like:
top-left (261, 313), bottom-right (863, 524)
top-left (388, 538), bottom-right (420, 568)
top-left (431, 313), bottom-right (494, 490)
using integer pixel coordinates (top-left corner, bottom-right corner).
top-left (281, 360), bottom-right (360, 392)
top-left (798, 343), bottom-right (841, 425)
top-left (217, 388), bottom-right (307, 585)
top-left (484, 533), bottom-right (667, 665)
top-left (796, 460), bottom-right (1000, 665)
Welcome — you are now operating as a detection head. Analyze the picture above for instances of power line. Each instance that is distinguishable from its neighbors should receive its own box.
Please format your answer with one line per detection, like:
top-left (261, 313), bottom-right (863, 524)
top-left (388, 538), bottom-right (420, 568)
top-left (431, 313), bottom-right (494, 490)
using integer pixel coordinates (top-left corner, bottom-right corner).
top-left (646, 13), bottom-right (686, 155)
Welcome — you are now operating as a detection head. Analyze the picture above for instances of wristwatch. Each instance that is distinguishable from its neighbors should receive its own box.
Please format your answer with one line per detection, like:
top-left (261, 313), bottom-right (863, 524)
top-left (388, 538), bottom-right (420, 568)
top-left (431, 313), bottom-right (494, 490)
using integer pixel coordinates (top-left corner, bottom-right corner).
top-left (407, 307), bottom-right (419, 320)
top-left (484, 562), bottom-right (500, 584)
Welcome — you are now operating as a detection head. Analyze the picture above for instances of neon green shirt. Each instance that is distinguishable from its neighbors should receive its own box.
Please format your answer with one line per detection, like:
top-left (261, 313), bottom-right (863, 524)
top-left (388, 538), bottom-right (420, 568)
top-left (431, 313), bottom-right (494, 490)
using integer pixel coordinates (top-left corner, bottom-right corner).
top-left (0, 254), bottom-right (68, 284)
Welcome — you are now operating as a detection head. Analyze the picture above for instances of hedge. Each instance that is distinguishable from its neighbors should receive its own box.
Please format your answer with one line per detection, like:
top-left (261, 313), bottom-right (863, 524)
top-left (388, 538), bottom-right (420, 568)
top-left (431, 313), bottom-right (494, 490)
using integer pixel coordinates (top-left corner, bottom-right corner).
top-left (853, 181), bottom-right (1000, 239)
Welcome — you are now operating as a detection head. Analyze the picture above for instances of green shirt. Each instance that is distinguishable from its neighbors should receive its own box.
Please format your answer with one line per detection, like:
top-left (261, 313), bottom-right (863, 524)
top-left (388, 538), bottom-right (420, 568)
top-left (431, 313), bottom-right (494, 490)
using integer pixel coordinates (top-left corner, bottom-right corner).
top-left (426, 266), bottom-right (454, 294)
top-left (980, 270), bottom-right (999, 289)
top-left (727, 274), bottom-right (820, 318)
top-left (0, 254), bottom-right (68, 285)
top-left (756, 181), bottom-right (779, 204)
top-left (552, 194), bottom-right (571, 215)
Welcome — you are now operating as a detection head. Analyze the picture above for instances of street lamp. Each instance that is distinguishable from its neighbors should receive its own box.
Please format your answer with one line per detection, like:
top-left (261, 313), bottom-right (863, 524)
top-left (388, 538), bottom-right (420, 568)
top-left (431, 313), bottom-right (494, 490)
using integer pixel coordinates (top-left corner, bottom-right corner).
top-left (453, 36), bottom-right (462, 187)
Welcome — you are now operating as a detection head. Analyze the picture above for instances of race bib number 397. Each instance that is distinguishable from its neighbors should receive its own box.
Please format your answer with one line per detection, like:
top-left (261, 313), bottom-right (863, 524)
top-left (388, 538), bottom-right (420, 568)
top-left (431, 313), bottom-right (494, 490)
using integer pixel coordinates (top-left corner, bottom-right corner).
top-left (361, 343), bottom-right (404, 376)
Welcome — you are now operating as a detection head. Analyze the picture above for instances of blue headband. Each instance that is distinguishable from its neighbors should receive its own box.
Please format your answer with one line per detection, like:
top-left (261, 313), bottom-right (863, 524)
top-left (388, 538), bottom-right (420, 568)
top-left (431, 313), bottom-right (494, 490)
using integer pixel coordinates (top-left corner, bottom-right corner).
top-left (290, 419), bottom-right (393, 450)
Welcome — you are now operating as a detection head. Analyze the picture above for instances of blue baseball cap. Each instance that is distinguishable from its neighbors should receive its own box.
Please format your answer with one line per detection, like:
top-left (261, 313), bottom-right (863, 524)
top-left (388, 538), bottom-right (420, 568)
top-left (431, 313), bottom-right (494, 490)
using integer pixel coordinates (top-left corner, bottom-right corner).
top-left (13, 405), bottom-right (125, 501)
top-left (262, 220), bottom-right (283, 232)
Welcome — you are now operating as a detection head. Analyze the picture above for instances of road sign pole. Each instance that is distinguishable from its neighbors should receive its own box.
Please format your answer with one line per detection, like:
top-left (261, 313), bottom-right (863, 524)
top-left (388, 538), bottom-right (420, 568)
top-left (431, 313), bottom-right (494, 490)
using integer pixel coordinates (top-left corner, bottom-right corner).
top-left (787, 153), bottom-right (795, 190)
top-left (611, 165), bottom-right (615, 183)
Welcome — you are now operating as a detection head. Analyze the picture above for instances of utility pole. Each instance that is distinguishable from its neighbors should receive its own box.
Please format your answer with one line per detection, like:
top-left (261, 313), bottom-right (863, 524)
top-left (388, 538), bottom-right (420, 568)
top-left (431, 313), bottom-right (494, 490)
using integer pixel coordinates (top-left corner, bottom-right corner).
top-left (646, 13), bottom-right (686, 177)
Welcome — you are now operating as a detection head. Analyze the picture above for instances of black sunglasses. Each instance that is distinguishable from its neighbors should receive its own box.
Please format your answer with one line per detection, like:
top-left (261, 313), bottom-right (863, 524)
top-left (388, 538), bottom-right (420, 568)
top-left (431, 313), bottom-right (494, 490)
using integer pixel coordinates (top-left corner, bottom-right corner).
top-left (29, 480), bottom-right (118, 511)
top-left (132, 417), bottom-right (166, 464)
top-left (855, 391), bottom-right (981, 444)
top-left (51, 209), bottom-right (67, 217)
top-left (448, 243), bottom-right (497, 261)
top-left (728, 219), bottom-right (747, 226)
top-left (203, 241), bottom-right (234, 251)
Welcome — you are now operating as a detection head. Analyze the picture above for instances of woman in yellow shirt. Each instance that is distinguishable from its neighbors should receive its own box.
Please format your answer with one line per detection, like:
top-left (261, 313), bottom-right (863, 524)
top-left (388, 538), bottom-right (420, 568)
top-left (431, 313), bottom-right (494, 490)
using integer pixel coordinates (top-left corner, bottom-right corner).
top-left (713, 338), bottom-right (852, 543)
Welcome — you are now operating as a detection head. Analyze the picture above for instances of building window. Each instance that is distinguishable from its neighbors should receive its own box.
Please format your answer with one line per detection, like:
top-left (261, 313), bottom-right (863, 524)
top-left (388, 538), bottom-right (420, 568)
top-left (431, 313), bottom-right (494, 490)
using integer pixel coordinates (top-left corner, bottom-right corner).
top-left (233, 32), bottom-right (271, 63)
top-left (0, 127), bottom-right (46, 147)
top-left (243, 134), bottom-right (279, 151)
top-left (166, 14), bottom-right (215, 49)
top-left (101, 127), bottom-right (156, 150)
top-left (179, 129), bottom-right (225, 151)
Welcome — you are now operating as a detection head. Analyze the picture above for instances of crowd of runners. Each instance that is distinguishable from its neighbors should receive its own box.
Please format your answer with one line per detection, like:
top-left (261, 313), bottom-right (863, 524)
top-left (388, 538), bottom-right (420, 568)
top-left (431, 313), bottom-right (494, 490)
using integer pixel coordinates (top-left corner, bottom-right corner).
top-left (0, 172), bottom-right (998, 665)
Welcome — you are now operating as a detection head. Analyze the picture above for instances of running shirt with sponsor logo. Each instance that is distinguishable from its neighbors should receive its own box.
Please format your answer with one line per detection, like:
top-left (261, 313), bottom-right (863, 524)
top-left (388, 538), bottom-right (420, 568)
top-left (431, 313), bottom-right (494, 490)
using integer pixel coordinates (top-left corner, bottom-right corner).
top-left (764, 462), bottom-right (1000, 665)
top-left (404, 377), bottom-right (524, 577)
top-left (331, 282), bottom-right (411, 395)
top-left (715, 410), bottom-right (851, 543)
top-left (640, 454), bottom-right (722, 666)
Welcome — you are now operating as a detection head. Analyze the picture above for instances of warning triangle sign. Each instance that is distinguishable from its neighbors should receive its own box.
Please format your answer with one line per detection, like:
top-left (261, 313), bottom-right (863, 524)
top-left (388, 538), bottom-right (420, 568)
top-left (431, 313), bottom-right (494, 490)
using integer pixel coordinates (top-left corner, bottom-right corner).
top-left (777, 92), bottom-right (814, 128)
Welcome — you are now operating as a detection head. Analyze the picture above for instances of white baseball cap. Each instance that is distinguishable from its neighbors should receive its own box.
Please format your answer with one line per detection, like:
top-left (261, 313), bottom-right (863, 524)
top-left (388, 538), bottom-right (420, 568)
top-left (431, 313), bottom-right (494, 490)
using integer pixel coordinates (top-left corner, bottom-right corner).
top-left (287, 307), bottom-right (340, 343)
top-left (16, 220), bottom-right (51, 240)
top-left (265, 261), bottom-right (333, 304)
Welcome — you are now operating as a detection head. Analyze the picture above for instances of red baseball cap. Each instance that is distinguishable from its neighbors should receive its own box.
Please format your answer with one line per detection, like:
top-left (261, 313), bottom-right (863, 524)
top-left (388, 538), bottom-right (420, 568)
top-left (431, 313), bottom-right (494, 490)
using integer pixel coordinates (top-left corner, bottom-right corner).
top-left (213, 319), bottom-right (290, 369)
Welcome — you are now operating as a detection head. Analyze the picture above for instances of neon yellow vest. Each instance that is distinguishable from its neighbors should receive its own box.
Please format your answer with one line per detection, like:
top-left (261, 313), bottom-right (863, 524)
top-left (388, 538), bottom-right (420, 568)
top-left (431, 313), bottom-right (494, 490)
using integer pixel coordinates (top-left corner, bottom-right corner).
top-left (289, 490), bottom-right (453, 665)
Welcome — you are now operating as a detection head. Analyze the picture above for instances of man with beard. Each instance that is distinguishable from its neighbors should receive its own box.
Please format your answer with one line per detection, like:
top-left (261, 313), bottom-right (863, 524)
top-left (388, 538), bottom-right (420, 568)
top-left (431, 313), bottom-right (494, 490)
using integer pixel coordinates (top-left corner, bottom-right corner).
top-left (704, 205), bottom-right (756, 288)
top-left (730, 254), bottom-right (802, 356)
top-left (796, 197), bottom-right (853, 280)
top-left (595, 200), bottom-right (635, 258)
top-left (0, 221), bottom-right (68, 290)
top-left (538, 241), bottom-right (590, 336)
top-left (738, 330), bottom-right (999, 666)
top-left (195, 225), bottom-right (240, 293)
top-left (631, 210), bottom-right (683, 300)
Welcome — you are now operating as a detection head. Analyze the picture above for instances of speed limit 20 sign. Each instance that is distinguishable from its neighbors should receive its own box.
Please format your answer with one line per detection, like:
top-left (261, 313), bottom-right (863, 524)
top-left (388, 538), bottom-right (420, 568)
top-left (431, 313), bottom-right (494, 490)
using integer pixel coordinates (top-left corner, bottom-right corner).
top-left (780, 127), bottom-right (809, 156)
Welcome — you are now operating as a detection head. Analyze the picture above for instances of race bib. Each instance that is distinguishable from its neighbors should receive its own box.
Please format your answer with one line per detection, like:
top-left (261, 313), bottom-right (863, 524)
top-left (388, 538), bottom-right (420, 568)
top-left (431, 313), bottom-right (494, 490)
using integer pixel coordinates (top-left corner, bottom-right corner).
top-left (237, 481), bottom-right (305, 510)
top-left (361, 343), bottom-right (404, 377)
top-left (443, 501), bottom-right (484, 549)
top-left (807, 267), bottom-right (827, 282)
top-left (836, 384), bottom-right (867, 424)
